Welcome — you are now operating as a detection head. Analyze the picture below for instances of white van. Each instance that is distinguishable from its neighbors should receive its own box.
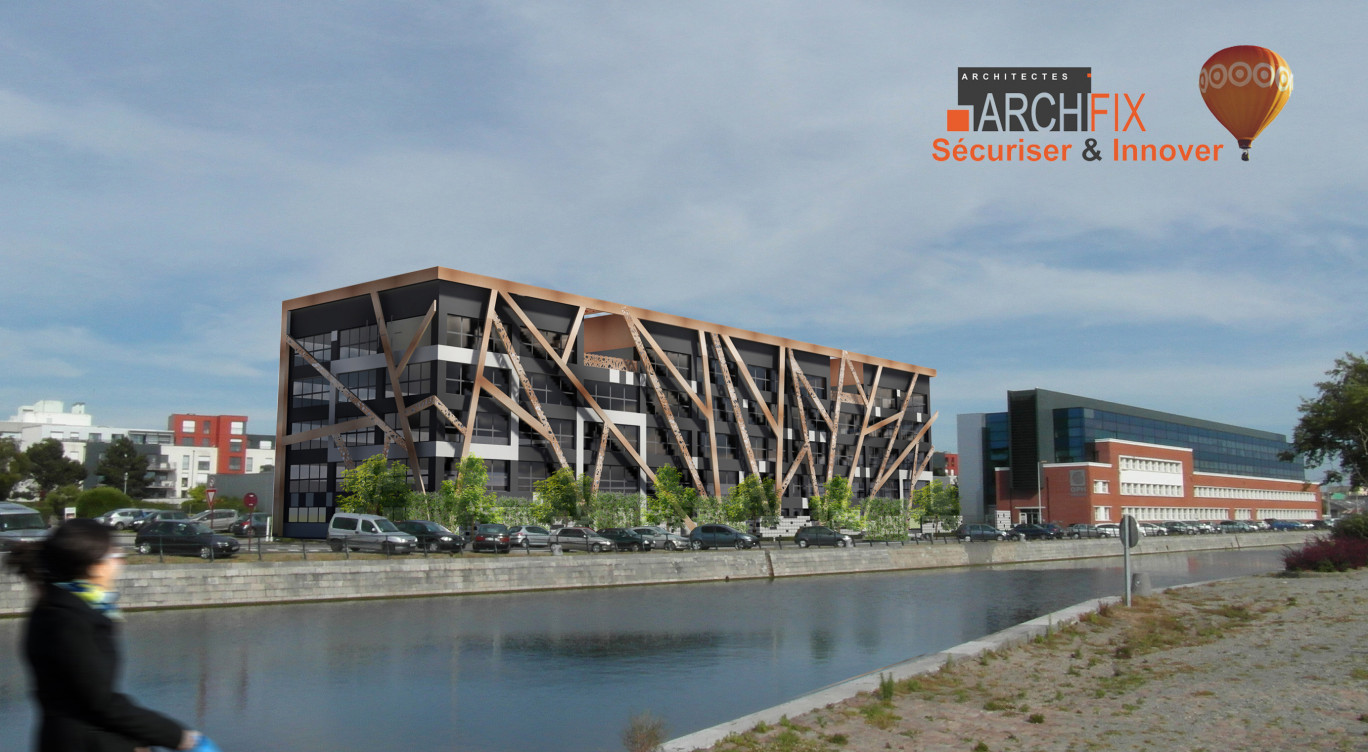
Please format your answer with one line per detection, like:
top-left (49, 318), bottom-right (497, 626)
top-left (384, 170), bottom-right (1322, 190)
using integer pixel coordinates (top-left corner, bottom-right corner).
top-left (0, 501), bottom-right (51, 551)
top-left (326, 512), bottom-right (417, 554)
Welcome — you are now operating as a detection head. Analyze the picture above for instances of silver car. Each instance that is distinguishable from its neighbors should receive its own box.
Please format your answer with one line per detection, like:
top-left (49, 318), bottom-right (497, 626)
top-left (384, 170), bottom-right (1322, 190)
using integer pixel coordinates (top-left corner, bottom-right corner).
top-left (550, 526), bottom-right (616, 553)
top-left (508, 525), bottom-right (552, 548)
top-left (632, 525), bottom-right (690, 551)
top-left (327, 512), bottom-right (418, 554)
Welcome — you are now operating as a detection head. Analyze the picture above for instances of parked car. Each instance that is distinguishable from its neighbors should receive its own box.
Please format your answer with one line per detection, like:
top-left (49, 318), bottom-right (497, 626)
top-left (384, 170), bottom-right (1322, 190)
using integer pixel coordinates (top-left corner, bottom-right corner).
top-left (632, 525), bottom-right (690, 551)
top-left (1307, 519), bottom-right (1331, 530)
top-left (397, 520), bottom-right (465, 552)
top-left (326, 512), bottom-right (417, 554)
top-left (135, 521), bottom-right (240, 559)
top-left (0, 501), bottom-right (50, 551)
top-left (1066, 523), bottom-right (1106, 539)
top-left (471, 523), bottom-right (512, 553)
top-left (507, 525), bottom-right (552, 548)
top-left (1039, 522), bottom-right (1068, 538)
top-left (131, 510), bottom-right (189, 532)
top-left (1009, 523), bottom-right (1062, 540)
top-left (1095, 523), bottom-right (1121, 538)
top-left (954, 524), bottom-right (1015, 542)
top-left (1216, 520), bottom-right (1256, 534)
top-left (688, 524), bottom-right (759, 550)
top-left (191, 508), bottom-right (242, 532)
top-left (1160, 521), bottom-right (1197, 535)
top-left (1139, 522), bottom-right (1168, 537)
top-left (793, 525), bottom-right (852, 548)
top-left (1267, 519), bottom-right (1309, 531)
top-left (100, 508), bottom-right (151, 531)
top-left (228, 513), bottom-right (271, 537)
top-left (1189, 521), bottom-right (1217, 535)
top-left (550, 526), bottom-right (616, 553)
top-left (598, 528), bottom-right (651, 552)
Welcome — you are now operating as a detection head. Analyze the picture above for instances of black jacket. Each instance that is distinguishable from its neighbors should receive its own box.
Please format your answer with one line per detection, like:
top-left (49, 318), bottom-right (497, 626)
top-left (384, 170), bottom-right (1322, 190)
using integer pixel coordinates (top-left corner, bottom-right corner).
top-left (23, 584), bottom-right (185, 752)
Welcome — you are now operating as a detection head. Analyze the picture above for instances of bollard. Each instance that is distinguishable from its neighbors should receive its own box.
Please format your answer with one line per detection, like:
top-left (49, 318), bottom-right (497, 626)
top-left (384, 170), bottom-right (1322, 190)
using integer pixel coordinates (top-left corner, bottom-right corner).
top-left (158, 536), bottom-right (164, 564)
top-left (302, 539), bottom-right (308, 560)
top-left (1131, 572), bottom-right (1152, 597)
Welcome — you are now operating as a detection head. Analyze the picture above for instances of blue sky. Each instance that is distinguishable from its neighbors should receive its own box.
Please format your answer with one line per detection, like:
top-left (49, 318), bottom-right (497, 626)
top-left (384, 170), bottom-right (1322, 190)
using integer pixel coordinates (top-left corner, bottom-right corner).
top-left (2, 2), bottom-right (1363, 454)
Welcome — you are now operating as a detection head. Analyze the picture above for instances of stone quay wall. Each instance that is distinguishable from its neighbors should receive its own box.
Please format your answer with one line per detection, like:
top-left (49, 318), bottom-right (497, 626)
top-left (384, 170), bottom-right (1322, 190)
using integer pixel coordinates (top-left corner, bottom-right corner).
top-left (0, 532), bottom-right (1305, 617)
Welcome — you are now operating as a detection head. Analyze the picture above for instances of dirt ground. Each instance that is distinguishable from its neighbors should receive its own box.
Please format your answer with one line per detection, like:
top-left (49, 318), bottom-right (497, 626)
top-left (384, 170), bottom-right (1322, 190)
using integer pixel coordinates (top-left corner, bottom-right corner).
top-left (700, 569), bottom-right (1368, 752)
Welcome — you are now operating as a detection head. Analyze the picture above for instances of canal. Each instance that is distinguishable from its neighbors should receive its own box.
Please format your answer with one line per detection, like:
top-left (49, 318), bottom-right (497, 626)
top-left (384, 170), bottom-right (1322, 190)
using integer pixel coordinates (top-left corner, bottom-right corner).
top-left (0, 548), bottom-right (1284, 751)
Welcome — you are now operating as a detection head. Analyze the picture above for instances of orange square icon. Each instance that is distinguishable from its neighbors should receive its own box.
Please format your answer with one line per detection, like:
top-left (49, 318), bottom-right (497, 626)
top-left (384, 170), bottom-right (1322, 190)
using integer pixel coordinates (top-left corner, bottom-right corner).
top-left (946, 109), bottom-right (970, 131)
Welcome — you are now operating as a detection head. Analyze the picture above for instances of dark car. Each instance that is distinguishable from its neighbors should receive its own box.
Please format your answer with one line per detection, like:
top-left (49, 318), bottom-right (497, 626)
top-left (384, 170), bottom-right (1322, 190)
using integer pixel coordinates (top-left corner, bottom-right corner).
top-left (1268, 519), bottom-right (1308, 531)
top-left (228, 513), bottom-right (271, 537)
top-left (508, 525), bottom-right (552, 548)
top-left (632, 525), bottom-right (690, 551)
top-left (549, 526), bottom-right (616, 553)
top-left (471, 523), bottom-right (512, 553)
top-left (1161, 521), bottom-right (1198, 535)
top-left (598, 528), bottom-right (652, 552)
top-left (688, 524), bottom-right (758, 550)
top-left (1067, 523), bottom-right (1106, 539)
top-left (130, 510), bottom-right (189, 532)
top-left (793, 525), bottom-right (851, 548)
top-left (397, 520), bottom-right (465, 553)
top-left (954, 524), bottom-right (1014, 542)
top-left (1010, 523), bottom-right (1063, 540)
top-left (134, 521), bottom-right (240, 559)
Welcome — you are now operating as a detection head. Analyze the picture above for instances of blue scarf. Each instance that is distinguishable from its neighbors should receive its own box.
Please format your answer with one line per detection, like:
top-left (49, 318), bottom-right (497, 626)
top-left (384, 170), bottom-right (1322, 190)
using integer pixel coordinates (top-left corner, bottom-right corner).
top-left (54, 580), bottom-right (123, 621)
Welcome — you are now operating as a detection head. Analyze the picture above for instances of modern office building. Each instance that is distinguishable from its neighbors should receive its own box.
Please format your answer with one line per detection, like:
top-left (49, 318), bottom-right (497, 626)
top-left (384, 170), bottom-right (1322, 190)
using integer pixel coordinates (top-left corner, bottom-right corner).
top-left (274, 268), bottom-right (938, 539)
top-left (958, 389), bottom-right (1319, 527)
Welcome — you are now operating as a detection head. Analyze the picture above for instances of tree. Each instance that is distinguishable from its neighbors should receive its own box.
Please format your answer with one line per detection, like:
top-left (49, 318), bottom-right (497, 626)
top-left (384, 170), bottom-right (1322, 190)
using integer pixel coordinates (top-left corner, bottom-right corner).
top-left (25, 439), bottom-right (87, 519)
top-left (45, 484), bottom-right (82, 523)
top-left (534, 467), bottom-right (595, 523)
top-left (338, 454), bottom-right (413, 516)
top-left (809, 476), bottom-right (859, 530)
top-left (444, 455), bottom-right (499, 530)
top-left (75, 487), bottom-right (136, 518)
top-left (95, 436), bottom-right (150, 497)
top-left (1285, 352), bottom-right (1368, 488)
top-left (0, 437), bottom-right (31, 500)
top-left (645, 466), bottom-right (698, 528)
top-left (912, 480), bottom-right (961, 530)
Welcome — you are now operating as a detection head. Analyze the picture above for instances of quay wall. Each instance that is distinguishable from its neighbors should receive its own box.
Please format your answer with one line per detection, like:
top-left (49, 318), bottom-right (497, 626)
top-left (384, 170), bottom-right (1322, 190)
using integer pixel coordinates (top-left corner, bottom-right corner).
top-left (0, 533), bottom-right (1305, 617)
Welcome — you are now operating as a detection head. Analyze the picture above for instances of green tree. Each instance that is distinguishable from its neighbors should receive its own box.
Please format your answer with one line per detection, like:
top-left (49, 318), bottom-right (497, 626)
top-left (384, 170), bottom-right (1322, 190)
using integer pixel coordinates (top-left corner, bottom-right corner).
top-left (1285, 352), bottom-right (1368, 488)
top-left (444, 454), bottom-right (500, 530)
top-left (45, 484), bottom-right (82, 522)
top-left (95, 436), bottom-right (150, 497)
top-left (338, 454), bottom-right (413, 516)
top-left (727, 475), bottom-right (780, 527)
top-left (809, 476), bottom-right (860, 531)
top-left (645, 466), bottom-right (698, 527)
top-left (534, 467), bottom-right (595, 523)
top-left (25, 439), bottom-right (87, 519)
top-left (0, 438), bottom-right (31, 499)
top-left (911, 479), bottom-right (960, 530)
top-left (75, 486), bottom-right (137, 518)
top-left (862, 496), bottom-right (910, 540)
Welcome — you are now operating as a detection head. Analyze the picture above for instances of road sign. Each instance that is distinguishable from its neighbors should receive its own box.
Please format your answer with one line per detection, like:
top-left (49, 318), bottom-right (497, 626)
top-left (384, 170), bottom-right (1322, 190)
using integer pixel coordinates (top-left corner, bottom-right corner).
top-left (206, 488), bottom-right (217, 507)
top-left (243, 492), bottom-right (258, 510)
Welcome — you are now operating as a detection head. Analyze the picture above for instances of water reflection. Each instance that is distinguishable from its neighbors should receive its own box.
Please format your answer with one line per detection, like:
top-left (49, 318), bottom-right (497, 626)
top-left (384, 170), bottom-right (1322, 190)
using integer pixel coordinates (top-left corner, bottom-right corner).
top-left (0, 548), bottom-right (1283, 752)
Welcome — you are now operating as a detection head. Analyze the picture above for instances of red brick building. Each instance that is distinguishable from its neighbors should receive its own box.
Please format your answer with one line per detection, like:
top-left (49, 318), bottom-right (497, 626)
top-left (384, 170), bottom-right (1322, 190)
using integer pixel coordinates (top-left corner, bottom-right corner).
top-left (170, 414), bottom-right (250, 474)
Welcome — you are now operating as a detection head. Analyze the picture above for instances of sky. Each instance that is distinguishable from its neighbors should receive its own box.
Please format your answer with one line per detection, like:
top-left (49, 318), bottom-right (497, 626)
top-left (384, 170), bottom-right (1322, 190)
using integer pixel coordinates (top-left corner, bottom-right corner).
top-left (1, 2), bottom-right (1364, 456)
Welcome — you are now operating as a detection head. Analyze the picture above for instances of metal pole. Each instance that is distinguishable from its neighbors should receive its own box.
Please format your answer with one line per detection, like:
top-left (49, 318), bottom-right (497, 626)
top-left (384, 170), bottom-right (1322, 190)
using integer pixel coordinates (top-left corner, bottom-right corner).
top-left (1122, 518), bottom-right (1133, 607)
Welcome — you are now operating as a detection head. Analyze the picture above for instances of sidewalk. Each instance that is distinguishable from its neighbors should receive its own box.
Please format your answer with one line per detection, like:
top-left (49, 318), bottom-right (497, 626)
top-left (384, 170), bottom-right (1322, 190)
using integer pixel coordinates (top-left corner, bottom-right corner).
top-left (675, 569), bottom-right (1368, 752)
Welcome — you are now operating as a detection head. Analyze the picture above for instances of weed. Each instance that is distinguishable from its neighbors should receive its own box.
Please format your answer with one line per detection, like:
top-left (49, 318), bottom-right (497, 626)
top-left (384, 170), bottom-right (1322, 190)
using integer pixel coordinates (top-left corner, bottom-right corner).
top-left (860, 703), bottom-right (901, 730)
top-left (1349, 667), bottom-right (1368, 681)
top-left (1028, 713), bottom-right (1045, 724)
top-left (877, 672), bottom-right (896, 702)
top-left (751, 721), bottom-right (770, 734)
top-left (973, 742), bottom-right (990, 752)
top-left (824, 733), bottom-right (848, 746)
top-left (621, 711), bottom-right (667, 752)
top-left (983, 698), bottom-right (1012, 711)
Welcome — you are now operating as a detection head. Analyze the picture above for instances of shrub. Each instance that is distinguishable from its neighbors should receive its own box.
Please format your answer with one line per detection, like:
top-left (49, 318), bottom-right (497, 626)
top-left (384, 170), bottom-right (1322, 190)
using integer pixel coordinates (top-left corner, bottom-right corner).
top-left (1333, 514), bottom-right (1368, 541)
top-left (75, 487), bottom-right (136, 518)
top-left (621, 711), bottom-right (666, 752)
top-left (1283, 534), bottom-right (1368, 572)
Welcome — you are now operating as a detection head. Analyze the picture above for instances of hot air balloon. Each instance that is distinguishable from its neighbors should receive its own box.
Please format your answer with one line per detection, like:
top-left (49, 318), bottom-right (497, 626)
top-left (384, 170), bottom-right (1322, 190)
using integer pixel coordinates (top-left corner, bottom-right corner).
top-left (1199, 45), bottom-right (1292, 161)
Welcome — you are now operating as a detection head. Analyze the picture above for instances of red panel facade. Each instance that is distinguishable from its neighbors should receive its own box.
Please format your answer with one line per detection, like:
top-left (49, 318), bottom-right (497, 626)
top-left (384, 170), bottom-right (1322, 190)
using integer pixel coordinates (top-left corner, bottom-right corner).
top-left (169, 413), bottom-right (249, 475)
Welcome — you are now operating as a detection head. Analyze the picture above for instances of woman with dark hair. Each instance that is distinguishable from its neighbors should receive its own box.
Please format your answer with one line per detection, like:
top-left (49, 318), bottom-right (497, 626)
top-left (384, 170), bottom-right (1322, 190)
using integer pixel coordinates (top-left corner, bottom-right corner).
top-left (4, 518), bottom-right (206, 752)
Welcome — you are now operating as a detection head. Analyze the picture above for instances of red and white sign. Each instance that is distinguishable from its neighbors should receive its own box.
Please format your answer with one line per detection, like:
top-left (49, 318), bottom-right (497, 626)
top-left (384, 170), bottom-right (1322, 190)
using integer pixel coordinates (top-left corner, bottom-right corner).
top-left (205, 488), bottom-right (217, 507)
top-left (243, 492), bottom-right (258, 510)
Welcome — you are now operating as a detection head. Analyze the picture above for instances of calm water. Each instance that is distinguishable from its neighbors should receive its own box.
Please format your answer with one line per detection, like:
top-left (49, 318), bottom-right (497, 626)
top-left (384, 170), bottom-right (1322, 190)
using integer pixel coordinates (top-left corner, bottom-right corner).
top-left (0, 548), bottom-right (1284, 751)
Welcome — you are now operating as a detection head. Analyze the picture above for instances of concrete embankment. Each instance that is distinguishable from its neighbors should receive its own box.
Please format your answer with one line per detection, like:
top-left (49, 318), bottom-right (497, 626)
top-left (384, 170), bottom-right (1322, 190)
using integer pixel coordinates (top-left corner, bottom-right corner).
top-left (0, 532), bottom-right (1307, 617)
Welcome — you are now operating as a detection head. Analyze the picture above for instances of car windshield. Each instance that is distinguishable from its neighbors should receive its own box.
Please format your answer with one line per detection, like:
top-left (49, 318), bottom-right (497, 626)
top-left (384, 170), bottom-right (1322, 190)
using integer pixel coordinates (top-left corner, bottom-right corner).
top-left (188, 523), bottom-right (214, 535)
top-left (374, 519), bottom-right (399, 532)
top-left (0, 513), bottom-right (46, 532)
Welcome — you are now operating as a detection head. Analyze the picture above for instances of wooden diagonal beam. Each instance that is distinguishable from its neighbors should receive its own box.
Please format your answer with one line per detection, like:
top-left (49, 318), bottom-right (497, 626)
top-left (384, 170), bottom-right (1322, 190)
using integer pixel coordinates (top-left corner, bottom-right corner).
top-left (630, 315), bottom-right (707, 415)
top-left (720, 335), bottom-right (779, 437)
top-left (331, 433), bottom-right (356, 470)
top-left (285, 335), bottom-right (406, 451)
top-left (497, 290), bottom-right (656, 485)
top-left (847, 365), bottom-right (882, 485)
top-left (872, 411), bottom-right (938, 495)
top-left (476, 377), bottom-right (562, 452)
top-left (460, 289), bottom-right (500, 457)
top-left (489, 315), bottom-right (569, 469)
top-left (372, 292), bottom-right (426, 494)
top-left (780, 443), bottom-right (810, 497)
top-left (874, 375), bottom-right (920, 491)
top-left (710, 332), bottom-right (760, 477)
top-left (622, 309), bottom-right (706, 492)
top-left (403, 395), bottom-right (467, 436)
top-left (591, 426), bottom-right (609, 494)
top-left (396, 301), bottom-right (437, 374)
top-left (788, 351), bottom-right (834, 431)
top-left (790, 367), bottom-right (819, 493)
top-left (826, 351), bottom-right (849, 484)
top-left (862, 412), bottom-right (901, 437)
top-left (562, 306), bottom-right (586, 363)
top-left (281, 416), bottom-right (375, 447)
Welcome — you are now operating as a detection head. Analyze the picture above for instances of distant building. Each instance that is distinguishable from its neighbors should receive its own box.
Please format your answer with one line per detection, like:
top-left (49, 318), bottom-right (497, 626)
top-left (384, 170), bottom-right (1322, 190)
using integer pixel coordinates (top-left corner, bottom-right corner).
top-left (959, 389), bottom-right (1319, 527)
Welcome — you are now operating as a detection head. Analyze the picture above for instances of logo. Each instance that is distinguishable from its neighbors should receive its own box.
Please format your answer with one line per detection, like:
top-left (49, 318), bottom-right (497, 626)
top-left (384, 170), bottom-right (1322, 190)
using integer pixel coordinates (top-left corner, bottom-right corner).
top-left (934, 64), bottom-right (1229, 164)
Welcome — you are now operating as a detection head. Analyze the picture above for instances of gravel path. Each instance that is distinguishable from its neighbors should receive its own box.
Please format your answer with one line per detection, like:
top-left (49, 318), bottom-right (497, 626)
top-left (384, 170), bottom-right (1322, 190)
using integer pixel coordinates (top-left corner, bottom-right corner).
top-left (700, 569), bottom-right (1368, 752)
